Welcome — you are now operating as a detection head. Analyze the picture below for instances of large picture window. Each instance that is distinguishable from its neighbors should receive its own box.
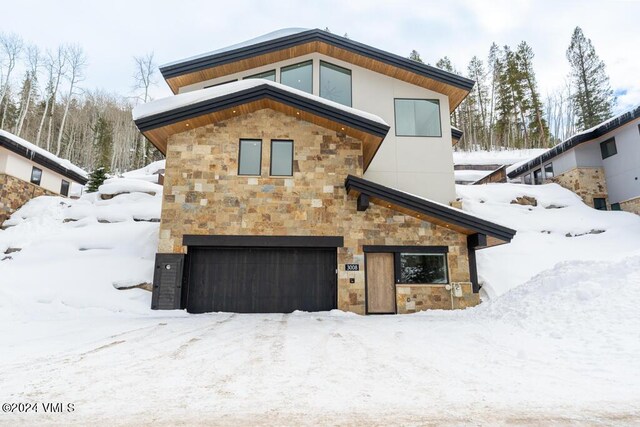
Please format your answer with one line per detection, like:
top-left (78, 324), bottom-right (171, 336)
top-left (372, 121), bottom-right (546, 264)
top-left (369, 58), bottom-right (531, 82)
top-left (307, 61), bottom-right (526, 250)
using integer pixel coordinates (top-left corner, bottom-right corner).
top-left (394, 99), bottom-right (442, 137)
top-left (280, 60), bottom-right (312, 93)
top-left (320, 61), bottom-right (351, 106)
top-left (244, 69), bottom-right (276, 81)
top-left (399, 253), bottom-right (448, 284)
top-left (270, 140), bottom-right (293, 176)
top-left (30, 166), bottom-right (42, 185)
top-left (238, 139), bottom-right (262, 176)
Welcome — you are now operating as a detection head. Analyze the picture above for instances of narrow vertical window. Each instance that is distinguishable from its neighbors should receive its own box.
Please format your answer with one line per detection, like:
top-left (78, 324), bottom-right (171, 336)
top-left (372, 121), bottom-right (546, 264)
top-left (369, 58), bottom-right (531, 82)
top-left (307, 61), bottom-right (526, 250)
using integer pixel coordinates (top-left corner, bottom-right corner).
top-left (238, 139), bottom-right (262, 176)
top-left (270, 140), bottom-right (293, 176)
top-left (60, 179), bottom-right (70, 196)
top-left (320, 61), bottom-right (351, 106)
top-left (533, 169), bottom-right (543, 185)
top-left (30, 166), bottom-right (42, 185)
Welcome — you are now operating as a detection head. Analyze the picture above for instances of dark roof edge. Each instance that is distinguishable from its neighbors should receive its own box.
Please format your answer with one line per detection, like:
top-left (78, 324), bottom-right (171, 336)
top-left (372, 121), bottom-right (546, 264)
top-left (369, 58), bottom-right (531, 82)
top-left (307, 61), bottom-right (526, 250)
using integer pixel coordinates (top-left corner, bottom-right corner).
top-left (451, 127), bottom-right (463, 140)
top-left (344, 175), bottom-right (516, 242)
top-left (160, 29), bottom-right (475, 92)
top-left (134, 83), bottom-right (390, 138)
top-left (508, 106), bottom-right (640, 178)
top-left (0, 135), bottom-right (88, 184)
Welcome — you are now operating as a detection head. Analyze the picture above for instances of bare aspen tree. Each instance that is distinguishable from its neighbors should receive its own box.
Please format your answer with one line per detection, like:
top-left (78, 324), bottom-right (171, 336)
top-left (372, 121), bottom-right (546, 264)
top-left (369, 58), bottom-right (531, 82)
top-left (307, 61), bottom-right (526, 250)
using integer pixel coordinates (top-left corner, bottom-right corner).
top-left (44, 46), bottom-right (67, 150)
top-left (15, 45), bottom-right (40, 136)
top-left (56, 44), bottom-right (87, 156)
top-left (132, 52), bottom-right (156, 166)
top-left (0, 33), bottom-right (24, 128)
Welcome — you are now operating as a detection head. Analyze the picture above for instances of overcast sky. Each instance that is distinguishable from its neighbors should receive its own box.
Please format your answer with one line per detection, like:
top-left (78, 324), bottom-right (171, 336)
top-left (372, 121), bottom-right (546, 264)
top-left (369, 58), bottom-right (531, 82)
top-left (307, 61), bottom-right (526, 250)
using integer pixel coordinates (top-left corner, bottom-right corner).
top-left (3, 0), bottom-right (639, 112)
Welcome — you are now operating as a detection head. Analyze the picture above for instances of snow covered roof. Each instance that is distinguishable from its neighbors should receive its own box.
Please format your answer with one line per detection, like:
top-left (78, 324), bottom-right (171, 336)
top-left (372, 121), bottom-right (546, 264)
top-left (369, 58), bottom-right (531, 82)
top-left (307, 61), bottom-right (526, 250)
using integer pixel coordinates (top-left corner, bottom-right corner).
top-left (158, 28), bottom-right (474, 111)
top-left (508, 105), bottom-right (640, 178)
top-left (133, 79), bottom-right (390, 171)
top-left (0, 130), bottom-right (88, 184)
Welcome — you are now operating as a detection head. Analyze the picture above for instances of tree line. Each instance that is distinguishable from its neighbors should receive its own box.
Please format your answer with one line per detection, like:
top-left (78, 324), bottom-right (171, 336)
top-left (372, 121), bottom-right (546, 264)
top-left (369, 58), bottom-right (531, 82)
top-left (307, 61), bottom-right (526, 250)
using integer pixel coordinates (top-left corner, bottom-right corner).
top-left (411, 26), bottom-right (616, 151)
top-left (0, 36), bottom-right (159, 173)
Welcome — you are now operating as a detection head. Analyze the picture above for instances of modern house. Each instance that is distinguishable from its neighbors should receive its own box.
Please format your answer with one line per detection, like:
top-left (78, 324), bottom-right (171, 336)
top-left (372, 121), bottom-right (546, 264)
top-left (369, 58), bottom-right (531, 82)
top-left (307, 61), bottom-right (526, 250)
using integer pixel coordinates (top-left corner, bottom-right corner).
top-left (134, 28), bottom-right (515, 315)
top-left (508, 106), bottom-right (640, 213)
top-left (0, 130), bottom-right (88, 225)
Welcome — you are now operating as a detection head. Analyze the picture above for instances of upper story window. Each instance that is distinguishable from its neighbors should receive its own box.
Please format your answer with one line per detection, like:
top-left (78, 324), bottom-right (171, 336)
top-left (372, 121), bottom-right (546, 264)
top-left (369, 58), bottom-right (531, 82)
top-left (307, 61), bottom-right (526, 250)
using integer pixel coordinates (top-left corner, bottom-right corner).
top-left (238, 139), bottom-right (262, 176)
top-left (60, 180), bottom-right (70, 197)
top-left (394, 99), bottom-right (441, 137)
top-left (270, 140), bottom-right (293, 176)
top-left (30, 166), bottom-right (42, 185)
top-left (280, 60), bottom-right (312, 94)
top-left (244, 69), bottom-right (276, 81)
top-left (544, 163), bottom-right (554, 179)
top-left (600, 138), bottom-right (617, 159)
top-left (319, 61), bottom-right (351, 107)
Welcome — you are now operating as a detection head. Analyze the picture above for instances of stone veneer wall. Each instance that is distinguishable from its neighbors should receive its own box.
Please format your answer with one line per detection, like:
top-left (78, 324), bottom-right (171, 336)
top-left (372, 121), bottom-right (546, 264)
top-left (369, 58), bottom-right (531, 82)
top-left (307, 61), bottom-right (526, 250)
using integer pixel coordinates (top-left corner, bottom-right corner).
top-left (0, 173), bottom-right (56, 225)
top-left (158, 109), bottom-right (479, 314)
top-left (550, 167), bottom-right (608, 208)
top-left (620, 196), bottom-right (640, 215)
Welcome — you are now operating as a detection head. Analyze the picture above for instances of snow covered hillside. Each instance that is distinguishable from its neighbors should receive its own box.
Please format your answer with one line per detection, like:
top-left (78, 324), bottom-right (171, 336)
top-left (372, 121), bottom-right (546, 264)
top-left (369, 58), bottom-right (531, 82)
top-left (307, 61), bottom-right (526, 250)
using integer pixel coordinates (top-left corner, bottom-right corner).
top-left (1, 169), bottom-right (639, 424)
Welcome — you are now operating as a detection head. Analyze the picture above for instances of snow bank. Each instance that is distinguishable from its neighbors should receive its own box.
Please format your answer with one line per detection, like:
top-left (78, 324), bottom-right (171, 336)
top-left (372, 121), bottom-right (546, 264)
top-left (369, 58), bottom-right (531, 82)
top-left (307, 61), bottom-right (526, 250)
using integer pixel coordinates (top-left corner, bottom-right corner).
top-left (132, 79), bottom-right (388, 126)
top-left (0, 129), bottom-right (88, 178)
top-left (457, 182), bottom-right (640, 298)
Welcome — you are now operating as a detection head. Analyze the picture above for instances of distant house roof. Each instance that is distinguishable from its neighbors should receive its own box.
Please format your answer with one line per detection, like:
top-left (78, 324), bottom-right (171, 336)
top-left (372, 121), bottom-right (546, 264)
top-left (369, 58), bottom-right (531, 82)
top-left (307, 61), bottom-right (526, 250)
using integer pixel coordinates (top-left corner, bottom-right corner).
top-left (345, 174), bottom-right (516, 246)
top-left (451, 126), bottom-right (463, 145)
top-left (508, 105), bottom-right (640, 178)
top-left (159, 28), bottom-right (475, 111)
top-left (133, 79), bottom-right (390, 171)
top-left (0, 130), bottom-right (88, 184)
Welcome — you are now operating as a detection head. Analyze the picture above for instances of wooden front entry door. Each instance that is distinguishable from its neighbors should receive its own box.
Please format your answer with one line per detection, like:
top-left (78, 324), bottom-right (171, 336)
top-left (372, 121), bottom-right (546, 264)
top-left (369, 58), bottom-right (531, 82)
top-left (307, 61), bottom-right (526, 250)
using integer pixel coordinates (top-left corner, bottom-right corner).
top-left (366, 253), bottom-right (396, 313)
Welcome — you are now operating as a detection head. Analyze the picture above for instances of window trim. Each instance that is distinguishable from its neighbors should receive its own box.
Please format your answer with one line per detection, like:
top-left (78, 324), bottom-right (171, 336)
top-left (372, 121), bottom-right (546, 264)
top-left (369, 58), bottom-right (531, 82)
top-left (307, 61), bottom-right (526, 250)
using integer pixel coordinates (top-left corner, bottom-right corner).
top-left (60, 179), bottom-right (70, 197)
top-left (393, 98), bottom-right (443, 137)
top-left (319, 60), bottom-right (352, 107)
top-left (243, 69), bottom-right (276, 81)
top-left (269, 139), bottom-right (294, 177)
top-left (600, 137), bottom-right (617, 159)
top-left (237, 138), bottom-right (263, 176)
top-left (203, 79), bottom-right (238, 89)
top-left (280, 60), bottom-right (313, 94)
top-left (30, 166), bottom-right (42, 186)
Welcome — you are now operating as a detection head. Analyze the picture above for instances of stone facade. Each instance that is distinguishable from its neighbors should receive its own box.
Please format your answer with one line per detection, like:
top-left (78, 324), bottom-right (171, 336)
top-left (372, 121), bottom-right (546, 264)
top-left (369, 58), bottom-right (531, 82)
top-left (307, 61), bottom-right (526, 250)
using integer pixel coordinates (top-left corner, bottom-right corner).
top-left (158, 109), bottom-right (479, 314)
top-left (550, 167), bottom-right (608, 208)
top-left (0, 173), bottom-right (55, 225)
top-left (620, 196), bottom-right (640, 215)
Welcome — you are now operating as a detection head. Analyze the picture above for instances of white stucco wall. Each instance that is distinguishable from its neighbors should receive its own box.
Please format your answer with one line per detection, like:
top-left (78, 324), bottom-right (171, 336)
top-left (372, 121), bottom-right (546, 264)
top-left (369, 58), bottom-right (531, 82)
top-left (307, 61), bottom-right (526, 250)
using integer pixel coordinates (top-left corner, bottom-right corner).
top-left (0, 146), bottom-right (74, 194)
top-left (601, 120), bottom-right (640, 203)
top-left (179, 53), bottom-right (457, 204)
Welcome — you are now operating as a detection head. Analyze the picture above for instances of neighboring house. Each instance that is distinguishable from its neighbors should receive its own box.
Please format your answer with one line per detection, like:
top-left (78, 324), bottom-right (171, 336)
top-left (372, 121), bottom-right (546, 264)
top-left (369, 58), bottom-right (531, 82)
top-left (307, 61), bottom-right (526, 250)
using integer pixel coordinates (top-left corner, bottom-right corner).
top-left (0, 130), bottom-right (88, 225)
top-left (134, 28), bottom-right (515, 315)
top-left (508, 106), bottom-right (640, 213)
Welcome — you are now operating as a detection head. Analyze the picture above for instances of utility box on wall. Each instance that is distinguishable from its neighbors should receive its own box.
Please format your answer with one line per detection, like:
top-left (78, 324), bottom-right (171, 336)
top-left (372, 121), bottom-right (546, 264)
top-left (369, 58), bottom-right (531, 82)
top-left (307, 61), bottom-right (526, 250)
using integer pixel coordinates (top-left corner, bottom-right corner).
top-left (151, 253), bottom-right (185, 310)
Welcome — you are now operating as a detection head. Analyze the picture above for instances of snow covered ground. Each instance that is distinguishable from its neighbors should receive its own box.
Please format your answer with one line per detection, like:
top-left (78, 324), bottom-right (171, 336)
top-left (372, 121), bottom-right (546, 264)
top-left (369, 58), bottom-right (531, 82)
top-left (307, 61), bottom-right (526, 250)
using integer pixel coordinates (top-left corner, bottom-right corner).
top-left (453, 148), bottom-right (546, 184)
top-left (1, 167), bottom-right (639, 425)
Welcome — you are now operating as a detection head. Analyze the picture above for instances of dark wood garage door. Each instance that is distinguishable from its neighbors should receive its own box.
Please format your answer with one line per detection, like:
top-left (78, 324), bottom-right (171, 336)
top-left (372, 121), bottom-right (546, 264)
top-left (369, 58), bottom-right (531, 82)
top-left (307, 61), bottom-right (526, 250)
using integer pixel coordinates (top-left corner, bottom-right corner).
top-left (186, 247), bottom-right (337, 313)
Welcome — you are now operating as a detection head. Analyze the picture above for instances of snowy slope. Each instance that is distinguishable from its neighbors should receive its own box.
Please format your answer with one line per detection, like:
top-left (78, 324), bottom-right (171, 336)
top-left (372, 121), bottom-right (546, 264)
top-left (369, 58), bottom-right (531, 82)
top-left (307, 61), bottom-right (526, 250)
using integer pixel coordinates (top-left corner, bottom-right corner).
top-left (1, 169), bottom-right (639, 424)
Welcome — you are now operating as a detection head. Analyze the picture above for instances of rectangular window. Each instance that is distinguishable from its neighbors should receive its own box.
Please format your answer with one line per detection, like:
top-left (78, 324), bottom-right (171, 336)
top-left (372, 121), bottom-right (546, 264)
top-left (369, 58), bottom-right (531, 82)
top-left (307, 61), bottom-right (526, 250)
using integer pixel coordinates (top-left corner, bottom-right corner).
top-left (238, 139), bottom-right (262, 176)
top-left (203, 79), bottom-right (237, 89)
top-left (593, 198), bottom-right (607, 211)
top-left (533, 168), bottom-right (543, 185)
top-left (60, 180), bottom-right (70, 197)
top-left (244, 69), bottom-right (276, 81)
top-left (399, 253), bottom-right (448, 284)
top-left (280, 60), bottom-right (312, 93)
top-left (611, 202), bottom-right (621, 211)
top-left (270, 140), bottom-right (293, 176)
top-left (394, 99), bottom-right (442, 137)
top-left (320, 61), bottom-right (351, 106)
top-left (524, 173), bottom-right (532, 185)
top-left (30, 166), bottom-right (42, 185)
top-left (544, 163), bottom-right (554, 179)
top-left (600, 138), bottom-right (617, 159)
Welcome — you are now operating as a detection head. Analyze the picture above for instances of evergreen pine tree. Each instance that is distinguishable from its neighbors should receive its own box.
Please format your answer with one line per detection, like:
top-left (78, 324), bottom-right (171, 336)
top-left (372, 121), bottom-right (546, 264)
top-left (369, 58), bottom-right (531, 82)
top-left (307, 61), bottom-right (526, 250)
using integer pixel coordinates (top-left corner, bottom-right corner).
top-left (409, 50), bottom-right (423, 63)
top-left (85, 167), bottom-right (108, 193)
top-left (566, 26), bottom-right (615, 129)
top-left (515, 41), bottom-right (549, 147)
top-left (93, 115), bottom-right (113, 170)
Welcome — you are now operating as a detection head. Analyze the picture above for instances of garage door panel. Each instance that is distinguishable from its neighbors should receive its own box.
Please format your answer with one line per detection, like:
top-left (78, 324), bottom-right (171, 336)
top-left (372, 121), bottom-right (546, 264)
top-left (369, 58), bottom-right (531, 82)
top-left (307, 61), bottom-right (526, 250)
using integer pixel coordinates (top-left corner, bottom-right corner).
top-left (186, 247), bottom-right (337, 313)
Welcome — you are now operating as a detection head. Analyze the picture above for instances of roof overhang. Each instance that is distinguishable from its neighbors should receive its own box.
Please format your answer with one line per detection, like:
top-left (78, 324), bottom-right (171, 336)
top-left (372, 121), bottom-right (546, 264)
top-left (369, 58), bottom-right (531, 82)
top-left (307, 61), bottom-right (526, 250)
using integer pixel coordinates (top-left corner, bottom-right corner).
top-left (451, 127), bottom-right (463, 146)
top-left (345, 175), bottom-right (516, 248)
top-left (160, 29), bottom-right (474, 112)
top-left (0, 134), bottom-right (88, 184)
top-left (133, 83), bottom-right (390, 171)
